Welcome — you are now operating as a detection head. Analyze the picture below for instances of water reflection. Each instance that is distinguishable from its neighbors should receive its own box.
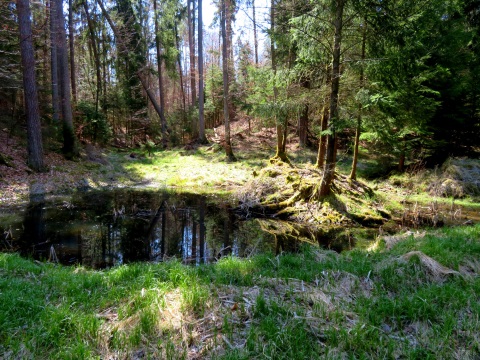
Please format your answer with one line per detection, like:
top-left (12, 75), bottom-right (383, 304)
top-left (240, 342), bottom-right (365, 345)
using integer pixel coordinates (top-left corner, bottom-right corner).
top-left (1, 190), bottom-right (279, 268)
top-left (0, 190), bottom-right (357, 268)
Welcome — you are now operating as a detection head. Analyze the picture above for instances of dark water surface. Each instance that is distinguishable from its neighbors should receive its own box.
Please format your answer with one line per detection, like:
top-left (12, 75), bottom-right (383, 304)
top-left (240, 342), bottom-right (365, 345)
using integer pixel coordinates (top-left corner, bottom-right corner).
top-left (0, 190), bottom-right (354, 268)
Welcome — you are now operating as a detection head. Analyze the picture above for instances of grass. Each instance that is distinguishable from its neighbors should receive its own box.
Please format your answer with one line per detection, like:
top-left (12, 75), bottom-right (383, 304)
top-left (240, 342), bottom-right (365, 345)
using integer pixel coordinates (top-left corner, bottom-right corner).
top-left (1, 224), bottom-right (479, 359)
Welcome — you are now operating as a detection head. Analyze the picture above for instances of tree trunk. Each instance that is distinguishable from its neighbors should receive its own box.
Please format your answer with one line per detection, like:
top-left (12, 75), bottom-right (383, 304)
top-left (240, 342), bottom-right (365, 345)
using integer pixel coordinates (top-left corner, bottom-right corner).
top-left (315, 66), bottom-right (331, 168)
top-left (398, 141), bottom-right (406, 172)
top-left (83, 0), bottom-right (102, 113)
top-left (188, 0), bottom-right (196, 105)
top-left (198, 0), bottom-right (207, 143)
top-left (68, 0), bottom-right (76, 105)
top-left (221, 0), bottom-right (236, 161)
top-left (173, 18), bottom-right (187, 119)
top-left (349, 23), bottom-right (367, 181)
top-left (298, 79), bottom-right (310, 148)
top-left (154, 0), bottom-right (168, 147)
top-left (17, 0), bottom-right (45, 171)
top-left (298, 104), bottom-right (308, 148)
top-left (54, 0), bottom-right (78, 159)
top-left (49, 0), bottom-right (60, 124)
top-left (318, 0), bottom-right (345, 197)
top-left (252, 0), bottom-right (258, 65)
top-left (271, 0), bottom-right (287, 162)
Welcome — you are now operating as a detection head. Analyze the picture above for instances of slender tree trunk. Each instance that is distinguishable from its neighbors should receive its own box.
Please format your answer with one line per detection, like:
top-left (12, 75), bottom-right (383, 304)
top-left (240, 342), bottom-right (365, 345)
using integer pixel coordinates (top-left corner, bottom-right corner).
top-left (68, 0), bottom-right (77, 105)
top-left (83, 1), bottom-right (102, 113)
top-left (198, 0), bottom-right (207, 143)
top-left (55, 0), bottom-right (78, 158)
top-left (349, 24), bottom-right (367, 181)
top-left (173, 19), bottom-right (187, 118)
top-left (188, 0), bottom-right (196, 105)
top-left (398, 140), bottom-right (406, 172)
top-left (50, 0), bottom-right (60, 124)
top-left (299, 104), bottom-right (308, 148)
top-left (298, 79), bottom-right (309, 148)
top-left (252, 0), bottom-right (258, 65)
top-left (271, 0), bottom-right (287, 162)
top-left (226, 0), bottom-right (235, 123)
top-left (221, 0), bottom-right (236, 161)
top-left (318, 0), bottom-right (345, 197)
top-left (154, 0), bottom-right (168, 147)
top-left (101, 27), bottom-right (108, 109)
top-left (315, 66), bottom-right (331, 168)
top-left (17, 0), bottom-right (45, 172)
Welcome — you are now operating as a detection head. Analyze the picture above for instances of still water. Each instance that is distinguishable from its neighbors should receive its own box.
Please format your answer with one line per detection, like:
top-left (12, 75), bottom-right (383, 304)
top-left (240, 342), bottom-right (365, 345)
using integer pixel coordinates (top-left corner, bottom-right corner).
top-left (0, 190), bottom-right (354, 268)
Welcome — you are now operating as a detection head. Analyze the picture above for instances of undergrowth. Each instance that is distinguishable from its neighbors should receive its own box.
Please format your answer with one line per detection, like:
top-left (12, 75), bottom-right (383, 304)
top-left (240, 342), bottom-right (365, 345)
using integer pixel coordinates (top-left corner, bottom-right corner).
top-left (1, 224), bottom-right (479, 359)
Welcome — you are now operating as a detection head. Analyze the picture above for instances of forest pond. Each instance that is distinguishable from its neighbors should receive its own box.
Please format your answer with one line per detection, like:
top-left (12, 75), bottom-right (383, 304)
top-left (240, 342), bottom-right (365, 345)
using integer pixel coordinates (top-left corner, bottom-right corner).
top-left (0, 189), bottom-right (357, 268)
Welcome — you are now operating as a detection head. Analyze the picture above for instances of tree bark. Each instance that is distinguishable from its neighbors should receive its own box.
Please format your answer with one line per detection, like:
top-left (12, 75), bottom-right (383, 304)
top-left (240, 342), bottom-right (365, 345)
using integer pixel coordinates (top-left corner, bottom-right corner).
top-left (173, 18), bottom-right (187, 119)
top-left (298, 79), bottom-right (309, 148)
top-left (252, 0), bottom-right (258, 65)
top-left (55, 0), bottom-right (78, 158)
top-left (226, 0), bottom-right (235, 123)
top-left (316, 66), bottom-right (331, 168)
top-left (298, 104), bottom-right (308, 148)
top-left (188, 0), bottom-right (197, 105)
top-left (271, 0), bottom-right (287, 162)
top-left (49, 0), bottom-right (60, 124)
top-left (349, 24), bottom-right (367, 181)
top-left (221, 0), bottom-right (236, 161)
top-left (16, 0), bottom-right (45, 171)
top-left (318, 0), bottom-right (345, 197)
top-left (83, 0), bottom-right (102, 113)
top-left (68, 0), bottom-right (77, 105)
top-left (154, 0), bottom-right (168, 147)
top-left (198, 0), bottom-right (207, 143)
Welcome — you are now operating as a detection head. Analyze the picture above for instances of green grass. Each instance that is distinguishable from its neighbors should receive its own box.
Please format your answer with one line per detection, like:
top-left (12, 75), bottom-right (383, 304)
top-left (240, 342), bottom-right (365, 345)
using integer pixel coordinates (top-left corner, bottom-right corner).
top-left (1, 224), bottom-right (479, 359)
top-left (120, 148), bottom-right (264, 194)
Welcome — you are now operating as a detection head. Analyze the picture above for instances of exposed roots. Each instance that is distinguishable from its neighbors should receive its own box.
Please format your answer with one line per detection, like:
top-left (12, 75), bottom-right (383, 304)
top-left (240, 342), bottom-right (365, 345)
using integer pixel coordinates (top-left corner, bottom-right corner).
top-left (236, 163), bottom-right (389, 230)
top-left (401, 251), bottom-right (460, 280)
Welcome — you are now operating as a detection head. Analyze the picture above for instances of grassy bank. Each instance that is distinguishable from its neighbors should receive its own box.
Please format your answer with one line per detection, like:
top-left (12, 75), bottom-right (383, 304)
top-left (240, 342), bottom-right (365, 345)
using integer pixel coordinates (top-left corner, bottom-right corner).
top-left (1, 224), bottom-right (479, 359)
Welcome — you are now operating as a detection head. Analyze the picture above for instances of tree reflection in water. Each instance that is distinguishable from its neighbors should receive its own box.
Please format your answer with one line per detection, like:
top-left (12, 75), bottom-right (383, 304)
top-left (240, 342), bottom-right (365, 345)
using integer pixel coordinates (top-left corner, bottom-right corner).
top-left (1, 189), bottom-right (355, 268)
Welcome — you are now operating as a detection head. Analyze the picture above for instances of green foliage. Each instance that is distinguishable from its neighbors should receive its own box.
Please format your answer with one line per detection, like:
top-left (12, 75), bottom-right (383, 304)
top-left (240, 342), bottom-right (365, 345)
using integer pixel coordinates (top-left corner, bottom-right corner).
top-left (77, 100), bottom-right (112, 144)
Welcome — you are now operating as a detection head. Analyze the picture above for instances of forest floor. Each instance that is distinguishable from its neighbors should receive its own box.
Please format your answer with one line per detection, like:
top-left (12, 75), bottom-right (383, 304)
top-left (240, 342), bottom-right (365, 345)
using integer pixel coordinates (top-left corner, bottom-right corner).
top-left (0, 118), bottom-right (288, 205)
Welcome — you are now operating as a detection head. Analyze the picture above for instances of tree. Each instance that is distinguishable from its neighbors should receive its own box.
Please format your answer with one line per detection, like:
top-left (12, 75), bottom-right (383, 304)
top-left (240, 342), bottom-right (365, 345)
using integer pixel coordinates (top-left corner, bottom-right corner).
top-left (153, 0), bottom-right (168, 147)
top-left (198, 0), bottom-right (207, 143)
top-left (349, 22), bottom-right (366, 180)
top-left (270, 0), bottom-right (288, 162)
top-left (96, 0), bottom-right (166, 133)
top-left (252, 0), bottom-right (258, 65)
top-left (318, 0), bottom-right (346, 197)
top-left (82, 0), bottom-right (102, 114)
top-left (53, 0), bottom-right (78, 158)
top-left (49, 0), bottom-right (60, 124)
top-left (188, 0), bottom-right (196, 105)
top-left (68, 0), bottom-right (77, 105)
top-left (16, 0), bottom-right (45, 171)
top-left (221, 0), bottom-right (236, 161)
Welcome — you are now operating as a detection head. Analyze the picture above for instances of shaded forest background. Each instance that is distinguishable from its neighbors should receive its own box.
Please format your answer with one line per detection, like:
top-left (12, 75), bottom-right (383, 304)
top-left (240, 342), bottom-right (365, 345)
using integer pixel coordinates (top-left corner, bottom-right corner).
top-left (1, 0), bottom-right (479, 179)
